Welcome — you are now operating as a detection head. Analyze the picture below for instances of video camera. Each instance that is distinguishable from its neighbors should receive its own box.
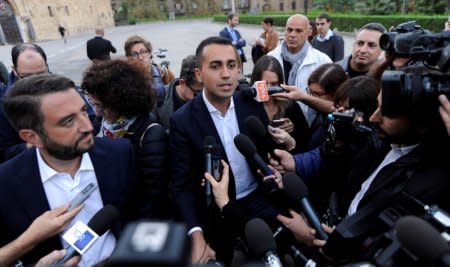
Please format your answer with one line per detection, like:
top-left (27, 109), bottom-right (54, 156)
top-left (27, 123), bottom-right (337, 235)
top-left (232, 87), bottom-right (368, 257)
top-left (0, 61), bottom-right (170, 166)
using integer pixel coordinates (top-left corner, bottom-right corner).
top-left (379, 21), bottom-right (450, 129)
top-left (324, 109), bottom-right (373, 150)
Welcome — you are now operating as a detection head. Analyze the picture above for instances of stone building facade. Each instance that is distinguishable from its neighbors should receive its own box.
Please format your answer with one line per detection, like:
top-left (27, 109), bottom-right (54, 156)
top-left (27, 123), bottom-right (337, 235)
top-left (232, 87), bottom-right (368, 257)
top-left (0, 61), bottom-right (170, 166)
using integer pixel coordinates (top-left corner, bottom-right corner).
top-left (0, 0), bottom-right (115, 44)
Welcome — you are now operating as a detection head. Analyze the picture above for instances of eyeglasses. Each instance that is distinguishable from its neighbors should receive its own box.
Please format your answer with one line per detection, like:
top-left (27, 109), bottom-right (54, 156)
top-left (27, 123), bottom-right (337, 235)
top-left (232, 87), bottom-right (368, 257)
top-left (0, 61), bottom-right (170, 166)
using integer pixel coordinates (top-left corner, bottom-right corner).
top-left (306, 86), bottom-right (327, 97)
top-left (130, 50), bottom-right (150, 59)
top-left (16, 70), bottom-right (48, 79)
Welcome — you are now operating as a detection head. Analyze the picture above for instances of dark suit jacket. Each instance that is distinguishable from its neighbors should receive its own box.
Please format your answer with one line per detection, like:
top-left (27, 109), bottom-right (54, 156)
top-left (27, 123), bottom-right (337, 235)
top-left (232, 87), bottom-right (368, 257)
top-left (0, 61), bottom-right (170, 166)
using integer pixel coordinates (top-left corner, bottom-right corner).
top-left (219, 27), bottom-right (247, 62)
top-left (169, 91), bottom-right (269, 229)
top-left (0, 138), bottom-right (138, 264)
top-left (86, 36), bottom-right (116, 61)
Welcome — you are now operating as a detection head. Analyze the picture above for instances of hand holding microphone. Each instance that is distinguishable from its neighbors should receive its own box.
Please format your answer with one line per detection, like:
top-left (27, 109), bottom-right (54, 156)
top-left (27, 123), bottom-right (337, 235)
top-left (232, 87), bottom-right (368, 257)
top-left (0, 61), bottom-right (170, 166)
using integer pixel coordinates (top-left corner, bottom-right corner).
top-left (204, 160), bottom-right (230, 210)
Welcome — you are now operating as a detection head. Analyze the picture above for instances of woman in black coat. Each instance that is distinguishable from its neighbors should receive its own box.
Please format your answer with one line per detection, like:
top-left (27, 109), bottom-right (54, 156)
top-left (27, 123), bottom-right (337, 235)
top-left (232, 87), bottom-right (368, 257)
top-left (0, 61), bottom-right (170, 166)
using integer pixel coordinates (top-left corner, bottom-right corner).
top-left (82, 58), bottom-right (170, 219)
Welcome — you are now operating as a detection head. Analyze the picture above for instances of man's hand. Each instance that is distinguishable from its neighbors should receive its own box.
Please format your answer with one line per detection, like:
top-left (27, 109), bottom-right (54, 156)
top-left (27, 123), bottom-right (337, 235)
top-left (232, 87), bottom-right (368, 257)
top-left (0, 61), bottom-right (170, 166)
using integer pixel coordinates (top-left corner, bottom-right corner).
top-left (269, 127), bottom-right (296, 150)
top-left (268, 149), bottom-right (296, 173)
top-left (204, 160), bottom-right (230, 209)
top-left (277, 210), bottom-right (316, 246)
top-left (24, 204), bottom-right (83, 244)
top-left (312, 224), bottom-right (334, 247)
top-left (35, 249), bottom-right (80, 267)
top-left (191, 231), bottom-right (216, 264)
top-left (439, 94), bottom-right (450, 136)
top-left (277, 118), bottom-right (295, 133)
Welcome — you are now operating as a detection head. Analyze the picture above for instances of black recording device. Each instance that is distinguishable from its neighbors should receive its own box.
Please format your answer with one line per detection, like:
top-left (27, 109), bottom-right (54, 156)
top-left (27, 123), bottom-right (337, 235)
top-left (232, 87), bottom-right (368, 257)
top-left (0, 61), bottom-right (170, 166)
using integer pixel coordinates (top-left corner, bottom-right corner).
top-left (324, 109), bottom-right (373, 149)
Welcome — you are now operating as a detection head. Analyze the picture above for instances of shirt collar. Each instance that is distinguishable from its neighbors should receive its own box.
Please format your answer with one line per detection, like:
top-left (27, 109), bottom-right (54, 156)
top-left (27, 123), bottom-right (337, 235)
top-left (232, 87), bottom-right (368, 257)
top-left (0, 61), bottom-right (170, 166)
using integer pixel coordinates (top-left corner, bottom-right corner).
top-left (390, 143), bottom-right (419, 156)
top-left (317, 30), bottom-right (334, 42)
top-left (37, 149), bottom-right (94, 184)
top-left (202, 90), bottom-right (235, 117)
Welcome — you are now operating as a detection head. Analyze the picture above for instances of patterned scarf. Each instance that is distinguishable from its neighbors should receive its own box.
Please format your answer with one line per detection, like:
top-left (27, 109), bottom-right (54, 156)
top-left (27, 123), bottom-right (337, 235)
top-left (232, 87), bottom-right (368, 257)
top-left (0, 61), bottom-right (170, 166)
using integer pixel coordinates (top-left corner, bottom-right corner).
top-left (281, 40), bottom-right (311, 85)
top-left (102, 116), bottom-right (136, 138)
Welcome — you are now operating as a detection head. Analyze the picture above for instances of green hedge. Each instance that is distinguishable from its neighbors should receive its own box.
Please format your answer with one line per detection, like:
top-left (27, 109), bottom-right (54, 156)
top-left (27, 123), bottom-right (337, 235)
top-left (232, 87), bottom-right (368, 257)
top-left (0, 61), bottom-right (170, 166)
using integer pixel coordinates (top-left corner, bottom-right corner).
top-left (213, 14), bottom-right (448, 33)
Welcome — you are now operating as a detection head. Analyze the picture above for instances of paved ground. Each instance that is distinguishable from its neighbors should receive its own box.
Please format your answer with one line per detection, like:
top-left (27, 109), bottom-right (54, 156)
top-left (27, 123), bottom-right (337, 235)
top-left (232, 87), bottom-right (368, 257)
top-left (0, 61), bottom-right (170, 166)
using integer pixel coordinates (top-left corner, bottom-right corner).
top-left (0, 19), bottom-right (355, 85)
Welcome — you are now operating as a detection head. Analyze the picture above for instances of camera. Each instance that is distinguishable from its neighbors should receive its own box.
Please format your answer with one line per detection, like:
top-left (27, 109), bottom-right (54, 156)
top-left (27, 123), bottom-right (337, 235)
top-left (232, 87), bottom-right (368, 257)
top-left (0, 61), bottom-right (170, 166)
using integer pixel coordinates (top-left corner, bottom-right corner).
top-left (324, 109), bottom-right (373, 149)
top-left (379, 21), bottom-right (425, 56)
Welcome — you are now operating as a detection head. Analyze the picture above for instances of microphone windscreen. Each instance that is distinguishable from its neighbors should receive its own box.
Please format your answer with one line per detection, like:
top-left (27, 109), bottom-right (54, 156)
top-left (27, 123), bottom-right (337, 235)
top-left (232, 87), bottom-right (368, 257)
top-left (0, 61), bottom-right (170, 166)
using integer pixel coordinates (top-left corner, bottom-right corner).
top-left (234, 134), bottom-right (257, 157)
top-left (88, 204), bottom-right (120, 235)
top-left (204, 136), bottom-right (216, 147)
top-left (245, 218), bottom-right (276, 257)
top-left (282, 172), bottom-right (309, 200)
top-left (396, 216), bottom-right (450, 261)
top-left (245, 116), bottom-right (267, 138)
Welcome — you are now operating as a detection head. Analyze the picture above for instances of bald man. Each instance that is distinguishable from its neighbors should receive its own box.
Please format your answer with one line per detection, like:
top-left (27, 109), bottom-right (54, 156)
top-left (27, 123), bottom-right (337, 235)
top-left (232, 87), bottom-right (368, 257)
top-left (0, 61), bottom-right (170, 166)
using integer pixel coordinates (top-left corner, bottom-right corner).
top-left (86, 28), bottom-right (116, 61)
top-left (269, 14), bottom-right (332, 127)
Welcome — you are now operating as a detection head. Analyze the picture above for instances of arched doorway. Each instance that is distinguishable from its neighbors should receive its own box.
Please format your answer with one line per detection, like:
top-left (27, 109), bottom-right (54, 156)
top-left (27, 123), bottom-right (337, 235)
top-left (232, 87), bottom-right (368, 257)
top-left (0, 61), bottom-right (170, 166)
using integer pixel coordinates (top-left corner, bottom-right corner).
top-left (0, 0), bottom-right (22, 44)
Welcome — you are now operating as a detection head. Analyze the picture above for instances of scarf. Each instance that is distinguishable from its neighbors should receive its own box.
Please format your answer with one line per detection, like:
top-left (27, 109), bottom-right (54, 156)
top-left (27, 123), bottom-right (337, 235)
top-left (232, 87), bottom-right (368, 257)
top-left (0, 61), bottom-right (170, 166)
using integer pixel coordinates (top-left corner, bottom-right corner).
top-left (281, 40), bottom-right (311, 85)
top-left (102, 116), bottom-right (136, 138)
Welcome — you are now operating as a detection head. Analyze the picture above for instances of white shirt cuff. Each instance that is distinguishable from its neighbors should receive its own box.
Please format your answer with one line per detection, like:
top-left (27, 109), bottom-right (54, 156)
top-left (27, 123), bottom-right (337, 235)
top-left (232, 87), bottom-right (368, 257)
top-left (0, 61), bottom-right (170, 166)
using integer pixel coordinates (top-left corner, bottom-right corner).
top-left (187, 226), bottom-right (203, 236)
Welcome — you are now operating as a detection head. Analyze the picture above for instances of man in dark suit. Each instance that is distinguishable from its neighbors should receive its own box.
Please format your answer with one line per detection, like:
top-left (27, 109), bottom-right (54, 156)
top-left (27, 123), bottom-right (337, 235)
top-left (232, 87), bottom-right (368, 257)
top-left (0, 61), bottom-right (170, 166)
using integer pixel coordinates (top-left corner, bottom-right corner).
top-left (170, 36), bottom-right (278, 265)
top-left (219, 13), bottom-right (247, 71)
top-left (0, 74), bottom-right (139, 266)
top-left (86, 28), bottom-right (116, 61)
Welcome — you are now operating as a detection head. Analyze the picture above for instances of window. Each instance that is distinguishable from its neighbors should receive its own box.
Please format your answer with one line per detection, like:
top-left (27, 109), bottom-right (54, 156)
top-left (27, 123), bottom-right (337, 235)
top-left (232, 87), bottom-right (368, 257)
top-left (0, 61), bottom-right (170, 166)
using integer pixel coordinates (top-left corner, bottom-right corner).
top-left (48, 6), bottom-right (53, 17)
top-left (65, 6), bottom-right (70, 15)
top-left (291, 1), bottom-right (296, 10)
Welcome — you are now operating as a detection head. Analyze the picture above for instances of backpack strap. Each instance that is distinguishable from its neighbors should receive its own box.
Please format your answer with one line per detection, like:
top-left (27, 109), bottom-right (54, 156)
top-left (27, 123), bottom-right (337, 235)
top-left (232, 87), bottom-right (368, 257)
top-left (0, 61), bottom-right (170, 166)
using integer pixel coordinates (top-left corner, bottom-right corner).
top-left (139, 122), bottom-right (160, 148)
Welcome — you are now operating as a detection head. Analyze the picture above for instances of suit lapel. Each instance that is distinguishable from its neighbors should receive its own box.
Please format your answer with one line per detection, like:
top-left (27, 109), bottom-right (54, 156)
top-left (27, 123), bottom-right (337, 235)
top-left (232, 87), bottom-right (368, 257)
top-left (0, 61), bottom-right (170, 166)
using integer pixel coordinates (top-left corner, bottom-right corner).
top-left (14, 148), bottom-right (51, 221)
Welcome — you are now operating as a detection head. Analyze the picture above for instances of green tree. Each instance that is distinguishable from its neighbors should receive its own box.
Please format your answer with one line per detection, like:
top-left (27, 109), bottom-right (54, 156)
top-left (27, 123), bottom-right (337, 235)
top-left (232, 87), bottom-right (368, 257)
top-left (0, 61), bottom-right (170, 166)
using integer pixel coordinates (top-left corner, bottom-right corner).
top-left (415, 0), bottom-right (447, 14)
top-left (313, 0), bottom-right (355, 12)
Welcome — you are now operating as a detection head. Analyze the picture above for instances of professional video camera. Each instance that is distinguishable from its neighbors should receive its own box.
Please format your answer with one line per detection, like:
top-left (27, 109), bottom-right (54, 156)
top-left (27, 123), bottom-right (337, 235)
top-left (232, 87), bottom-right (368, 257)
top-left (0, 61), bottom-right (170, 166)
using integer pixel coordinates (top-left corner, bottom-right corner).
top-left (324, 109), bottom-right (373, 150)
top-left (321, 191), bottom-right (450, 267)
top-left (379, 21), bottom-right (450, 130)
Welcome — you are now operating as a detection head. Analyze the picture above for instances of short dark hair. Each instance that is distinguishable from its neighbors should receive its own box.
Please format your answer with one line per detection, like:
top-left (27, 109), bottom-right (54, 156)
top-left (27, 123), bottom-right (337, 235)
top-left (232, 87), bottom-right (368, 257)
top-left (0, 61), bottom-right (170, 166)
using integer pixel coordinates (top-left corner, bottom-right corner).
top-left (11, 43), bottom-right (48, 68)
top-left (262, 17), bottom-right (274, 26)
top-left (317, 13), bottom-right (331, 22)
top-left (195, 36), bottom-right (236, 68)
top-left (308, 63), bottom-right (348, 95)
top-left (179, 55), bottom-right (198, 88)
top-left (250, 55), bottom-right (283, 85)
top-left (359, 22), bottom-right (387, 34)
top-left (334, 76), bottom-right (380, 121)
top-left (2, 73), bottom-right (75, 133)
top-left (81, 58), bottom-right (156, 118)
top-left (227, 12), bottom-right (237, 22)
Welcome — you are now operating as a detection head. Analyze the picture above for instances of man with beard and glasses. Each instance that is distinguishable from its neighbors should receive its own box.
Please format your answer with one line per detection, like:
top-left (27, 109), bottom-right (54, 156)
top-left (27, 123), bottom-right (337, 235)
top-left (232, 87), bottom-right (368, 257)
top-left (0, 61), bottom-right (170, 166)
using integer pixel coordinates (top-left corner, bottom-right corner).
top-left (0, 74), bottom-right (140, 266)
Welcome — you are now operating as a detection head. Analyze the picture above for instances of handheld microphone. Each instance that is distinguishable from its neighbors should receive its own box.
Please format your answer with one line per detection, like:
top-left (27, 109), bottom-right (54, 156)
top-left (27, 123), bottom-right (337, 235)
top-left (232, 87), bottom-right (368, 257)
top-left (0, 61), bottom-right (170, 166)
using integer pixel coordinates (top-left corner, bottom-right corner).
top-left (204, 136), bottom-right (216, 206)
top-left (283, 172), bottom-right (328, 240)
top-left (241, 81), bottom-right (286, 102)
top-left (57, 204), bottom-right (120, 265)
top-left (245, 218), bottom-right (283, 267)
top-left (244, 116), bottom-right (281, 159)
top-left (212, 144), bottom-right (223, 181)
top-left (234, 134), bottom-right (278, 193)
top-left (396, 216), bottom-right (450, 265)
top-left (273, 225), bottom-right (316, 266)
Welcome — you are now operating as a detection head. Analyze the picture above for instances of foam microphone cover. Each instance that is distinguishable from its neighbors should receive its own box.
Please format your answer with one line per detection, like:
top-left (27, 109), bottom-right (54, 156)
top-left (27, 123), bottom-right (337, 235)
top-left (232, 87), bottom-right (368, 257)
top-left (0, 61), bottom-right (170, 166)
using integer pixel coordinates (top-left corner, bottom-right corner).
top-left (204, 136), bottom-right (216, 147)
top-left (396, 216), bottom-right (450, 261)
top-left (282, 172), bottom-right (309, 200)
top-left (88, 204), bottom-right (120, 235)
top-left (245, 115), bottom-right (268, 139)
top-left (245, 218), bottom-right (276, 257)
top-left (234, 134), bottom-right (257, 157)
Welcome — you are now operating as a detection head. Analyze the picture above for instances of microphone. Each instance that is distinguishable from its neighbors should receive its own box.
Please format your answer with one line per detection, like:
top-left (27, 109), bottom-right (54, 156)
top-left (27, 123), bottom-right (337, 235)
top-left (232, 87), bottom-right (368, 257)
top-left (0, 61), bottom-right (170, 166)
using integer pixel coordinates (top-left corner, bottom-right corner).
top-left (234, 134), bottom-right (278, 193)
top-left (204, 136), bottom-right (216, 206)
top-left (241, 81), bottom-right (285, 102)
top-left (57, 204), bottom-right (120, 265)
top-left (244, 115), bottom-right (281, 159)
top-left (211, 144), bottom-right (223, 181)
top-left (396, 216), bottom-right (450, 266)
top-left (273, 225), bottom-right (316, 266)
top-left (283, 172), bottom-right (328, 240)
top-left (245, 218), bottom-right (283, 267)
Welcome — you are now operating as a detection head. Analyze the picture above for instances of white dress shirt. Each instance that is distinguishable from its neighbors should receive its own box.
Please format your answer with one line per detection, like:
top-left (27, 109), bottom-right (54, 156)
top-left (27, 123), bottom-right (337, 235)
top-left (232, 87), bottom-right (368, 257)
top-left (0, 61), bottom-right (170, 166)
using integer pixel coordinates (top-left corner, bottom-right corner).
top-left (202, 91), bottom-right (258, 199)
top-left (347, 143), bottom-right (419, 216)
top-left (316, 29), bottom-right (334, 42)
top-left (37, 149), bottom-right (116, 267)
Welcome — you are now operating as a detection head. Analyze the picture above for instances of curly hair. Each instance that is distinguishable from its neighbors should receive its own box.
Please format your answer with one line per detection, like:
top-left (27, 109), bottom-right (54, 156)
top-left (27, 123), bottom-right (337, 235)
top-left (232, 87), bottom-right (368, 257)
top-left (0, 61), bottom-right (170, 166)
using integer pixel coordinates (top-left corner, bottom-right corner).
top-left (81, 58), bottom-right (156, 118)
top-left (124, 35), bottom-right (152, 57)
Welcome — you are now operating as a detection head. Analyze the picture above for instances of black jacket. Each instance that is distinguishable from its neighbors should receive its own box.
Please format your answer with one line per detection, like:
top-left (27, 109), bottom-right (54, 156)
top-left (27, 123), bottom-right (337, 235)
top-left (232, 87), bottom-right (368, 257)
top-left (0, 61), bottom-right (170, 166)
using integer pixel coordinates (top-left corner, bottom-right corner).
top-left (86, 36), bottom-right (116, 60)
top-left (124, 114), bottom-right (171, 219)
